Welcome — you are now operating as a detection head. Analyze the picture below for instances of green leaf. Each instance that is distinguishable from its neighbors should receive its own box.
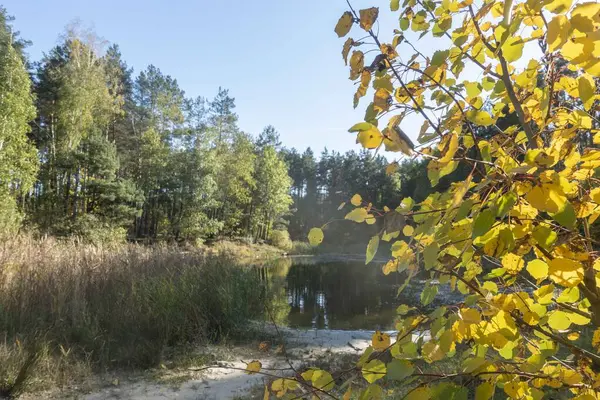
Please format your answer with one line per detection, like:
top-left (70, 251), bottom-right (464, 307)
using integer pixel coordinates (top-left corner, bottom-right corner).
top-left (390, 0), bottom-right (400, 11)
top-left (400, 17), bottom-right (410, 31)
top-left (495, 192), bottom-right (517, 218)
top-left (549, 201), bottom-right (576, 229)
top-left (406, 387), bottom-right (431, 400)
top-left (362, 359), bottom-right (386, 383)
top-left (366, 235), bottom-right (380, 264)
top-left (456, 199), bottom-right (474, 220)
top-left (473, 209), bottom-right (495, 239)
top-left (431, 50), bottom-right (450, 67)
top-left (421, 284), bottom-right (438, 306)
top-left (475, 382), bottom-right (495, 400)
top-left (532, 225), bottom-right (558, 250)
top-left (359, 384), bottom-right (383, 400)
top-left (432, 383), bottom-right (468, 400)
top-left (423, 242), bottom-right (439, 270)
top-left (396, 304), bottom-right (414, 315)
top-left (387, 359), bottom-right (414, 381)
top-left (357, 346), bottom-right (374, 367)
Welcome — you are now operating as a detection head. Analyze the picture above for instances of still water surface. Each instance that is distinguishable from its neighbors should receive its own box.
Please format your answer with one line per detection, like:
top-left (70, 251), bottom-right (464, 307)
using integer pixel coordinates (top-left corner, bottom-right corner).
top-left (260, 256), bottom-right (457, 331)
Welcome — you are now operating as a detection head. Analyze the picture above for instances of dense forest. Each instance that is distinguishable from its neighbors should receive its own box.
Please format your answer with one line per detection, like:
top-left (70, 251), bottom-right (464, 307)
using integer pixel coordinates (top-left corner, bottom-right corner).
top-left (0, 7), bottom-right (425, 247)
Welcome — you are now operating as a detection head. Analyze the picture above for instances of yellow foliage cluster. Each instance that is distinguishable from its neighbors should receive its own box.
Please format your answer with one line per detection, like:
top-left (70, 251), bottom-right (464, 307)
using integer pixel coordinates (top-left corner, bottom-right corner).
top-left (284, 0), bottom-right (600, 398)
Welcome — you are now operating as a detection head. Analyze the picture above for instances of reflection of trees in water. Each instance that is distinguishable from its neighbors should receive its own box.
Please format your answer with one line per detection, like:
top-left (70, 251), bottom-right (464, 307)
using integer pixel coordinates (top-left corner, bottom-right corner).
top-left (257, 258), bottom-right (464, 330)
top-left (284, 262), bottom-right (399, 330)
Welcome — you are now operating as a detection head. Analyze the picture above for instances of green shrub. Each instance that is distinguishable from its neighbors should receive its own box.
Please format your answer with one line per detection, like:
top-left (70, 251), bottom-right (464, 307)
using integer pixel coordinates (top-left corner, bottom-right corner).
top-left (0, 194), bottom-right (23, 240)
top-left (269, 229), bottom-right (293, 251)
top-left (289, 241), bottom-right (315, 255)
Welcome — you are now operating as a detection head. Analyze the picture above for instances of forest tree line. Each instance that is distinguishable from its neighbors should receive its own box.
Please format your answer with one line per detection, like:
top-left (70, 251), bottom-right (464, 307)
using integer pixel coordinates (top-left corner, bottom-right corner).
top-left (0, 7), bottom-right (418, 246)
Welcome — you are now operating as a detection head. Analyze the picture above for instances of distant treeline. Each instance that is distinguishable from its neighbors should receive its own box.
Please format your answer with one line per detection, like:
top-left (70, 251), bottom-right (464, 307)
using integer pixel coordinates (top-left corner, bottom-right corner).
top-left (0, 7), bottom-right (444, 246)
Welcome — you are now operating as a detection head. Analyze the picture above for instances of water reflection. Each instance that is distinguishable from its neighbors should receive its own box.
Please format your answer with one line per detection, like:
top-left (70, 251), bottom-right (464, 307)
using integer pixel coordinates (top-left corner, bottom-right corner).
top-left (261, 257), bottom-right (408, 330)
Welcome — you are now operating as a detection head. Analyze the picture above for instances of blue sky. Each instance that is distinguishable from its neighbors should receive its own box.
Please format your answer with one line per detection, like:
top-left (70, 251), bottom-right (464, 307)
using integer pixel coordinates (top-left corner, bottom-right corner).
top-left (4, 0), bottom-right (442, 155)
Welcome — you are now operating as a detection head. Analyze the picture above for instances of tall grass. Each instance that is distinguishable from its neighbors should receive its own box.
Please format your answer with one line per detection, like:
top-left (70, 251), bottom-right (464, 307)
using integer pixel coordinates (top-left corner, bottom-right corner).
top-left (0, 236), bottom-right (266, 391)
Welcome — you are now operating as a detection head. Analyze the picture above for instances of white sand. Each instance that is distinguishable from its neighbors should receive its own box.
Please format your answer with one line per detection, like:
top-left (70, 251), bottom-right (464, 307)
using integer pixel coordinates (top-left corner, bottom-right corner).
top-left (82, 328), bottom-right (398, 400)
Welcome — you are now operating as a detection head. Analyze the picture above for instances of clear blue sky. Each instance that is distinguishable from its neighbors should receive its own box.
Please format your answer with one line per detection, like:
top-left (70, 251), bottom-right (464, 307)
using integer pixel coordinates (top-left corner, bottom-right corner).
top-left (3, 0), bottom-right (438, 155)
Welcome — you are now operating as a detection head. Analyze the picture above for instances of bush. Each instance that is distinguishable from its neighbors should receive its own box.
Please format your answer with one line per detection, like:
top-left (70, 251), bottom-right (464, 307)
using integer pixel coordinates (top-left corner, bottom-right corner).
top-left (70, 214), bottom-right (128, 246)
top-left (0, 194), bottom-right (23, 241)
top-left (0, 236), bottom-right (267, 385)
top-left (289, 241), bottom-right (315, 255)
top-left (269, 229), bottom-right (293, 251)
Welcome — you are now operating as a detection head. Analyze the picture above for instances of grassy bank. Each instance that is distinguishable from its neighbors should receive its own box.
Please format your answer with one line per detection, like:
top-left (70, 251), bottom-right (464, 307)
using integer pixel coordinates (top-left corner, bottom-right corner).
top-left (0, 236), bottom-right (268, 395)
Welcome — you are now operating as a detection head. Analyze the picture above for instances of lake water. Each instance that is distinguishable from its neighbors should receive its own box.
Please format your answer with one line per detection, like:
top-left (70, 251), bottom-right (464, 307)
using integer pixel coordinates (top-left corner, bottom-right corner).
top-left (260, 256), bottom-right (459, 331)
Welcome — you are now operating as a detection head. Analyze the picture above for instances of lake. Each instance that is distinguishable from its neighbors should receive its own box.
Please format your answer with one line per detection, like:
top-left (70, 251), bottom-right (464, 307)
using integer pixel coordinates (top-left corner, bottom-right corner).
top-left (259, 256), bottom-right (461, 331)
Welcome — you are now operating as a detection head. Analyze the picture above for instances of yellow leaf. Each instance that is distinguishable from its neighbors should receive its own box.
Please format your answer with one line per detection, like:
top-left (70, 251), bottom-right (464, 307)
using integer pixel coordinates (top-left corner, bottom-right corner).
top-left (450, 174), bottom-right (472, 210)
top-left (502, 253), bottom-right (525, 275)
top-left (545, 0), bottom-right (572, 14)
top-left (466, 110), bottom-right (494, 126)
top-left (335, 12), bottom-right (354, 37)
top-left (527, 259), bottom-right (549, 280)
top-left (460, 308), bottom-right (481, 323)
top-left (571, 2), bottom-right (600, 33)
top-left (534, 284), bottom-right (555, 305)
top-left (504, 380), bottom-right (529, 399)
top-left (579, 74), bottom-right (596, 110)
top-left (373, 88), bottom-right (391, 113)
top-left (547, 310), bottom-right (572, 330)
top-left (502, 36), bottom-right (524, 62)
top-left (380, 43), bottom-right (398, 59)
top-left (549, 258), bottom-right (584, 287)
top-left (592, 328), bottom-right (600, 351)
top-left (342, 38), bottom-right (354, 65)
top-left (263, 384), bottom-right (269, 400)
top-left (422, 340), bottom-right (445, 362)
top-left (386, 162), bottom-right (399, 175)
top-left (547, 16), bottom-right (571, 52)
top-left (345, 207), bottom-right (369, 223)
top-left (402, 225), bottom-right (414, 236)
top-left (362, 359), bottom-right (386, 383)
top-left (440, 132), bottom-right (459, 163)
top-left (383, 125), bottom-right (414, 155)
top-left (525, 184), bottom-right (567, 213)
top-left (359, 7), bottom-right (379, 31)
top-left (307, 227), bottom-right (324, 246)
top-left (557, 286), bottom-right (579, 303)
top-left (382, 259), bottom-right (399, 275)
top-left (372, 330), bottom-right (391, 350)
top-left (246, 360), bottom-right (262, 374)
top-left (357, 128), bottom-right (383, 149)
top-left (569, 311), bottom-right (590, 325)
top-left (343, 387), bottom-right (352, 400)
top-left (349, 51), bottom-right (364, 80)
top-left (351, 193), bottom-right (362, 206)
